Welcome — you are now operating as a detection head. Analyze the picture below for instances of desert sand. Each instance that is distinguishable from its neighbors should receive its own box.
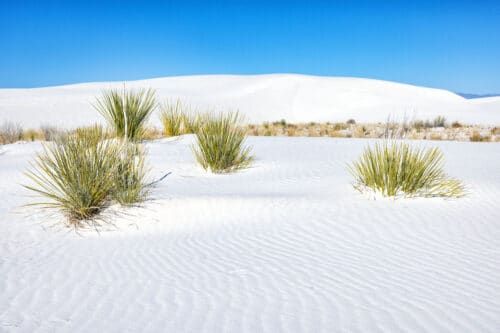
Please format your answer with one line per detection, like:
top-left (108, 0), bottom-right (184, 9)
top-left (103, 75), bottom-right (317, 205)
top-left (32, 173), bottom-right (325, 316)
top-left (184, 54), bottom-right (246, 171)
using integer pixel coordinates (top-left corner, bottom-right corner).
top-left (1, 135), bottom-right (499, 332)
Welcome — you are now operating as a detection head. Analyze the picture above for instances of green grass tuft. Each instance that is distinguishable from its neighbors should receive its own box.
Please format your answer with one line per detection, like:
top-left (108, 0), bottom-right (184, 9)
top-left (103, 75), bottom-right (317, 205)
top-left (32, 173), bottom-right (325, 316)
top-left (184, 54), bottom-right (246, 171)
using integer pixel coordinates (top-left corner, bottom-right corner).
top-left (93, 88), bottom-right (156, 141)
top-left (193, 112), bottom-right (253, 173)
top-left (24, 125), bottom-right (150, 226)
top-left (111, 143), bottom-right (150, 205)
top-left (159, 100), bottom-right (201, 136)
top-left (159, 100), bottom-right (184, 136)
top-left (349, 141), bottom-right (464, 198)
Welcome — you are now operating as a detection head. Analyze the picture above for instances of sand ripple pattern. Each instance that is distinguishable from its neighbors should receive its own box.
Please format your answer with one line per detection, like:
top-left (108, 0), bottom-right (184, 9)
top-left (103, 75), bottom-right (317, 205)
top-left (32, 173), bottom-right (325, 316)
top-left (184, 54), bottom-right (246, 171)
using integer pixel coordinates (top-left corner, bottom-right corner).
top-left (1, 137), bottom-right (499, 332)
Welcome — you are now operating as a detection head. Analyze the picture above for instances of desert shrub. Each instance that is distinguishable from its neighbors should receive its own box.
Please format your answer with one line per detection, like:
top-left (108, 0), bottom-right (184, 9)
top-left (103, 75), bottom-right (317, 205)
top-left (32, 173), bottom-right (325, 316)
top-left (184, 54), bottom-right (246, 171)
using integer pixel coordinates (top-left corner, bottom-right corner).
top-left (429, 133), bottom-right (443, 141)
top-left (24, 125), bottom-right (119, 224)
top-left (286, 125), bottom-right (297, 136)
top-left (181, 112), bottom-right (201, 134)
top-left (333, 122), bottom-right (348, 131)
top-left (353, 125), bottom-right (366, 138)
top-left (451, 121), bottom-right (463, 128)
top-left (470, 131), bottom-right (491, 142)
top-left (349, 141), bottom-right (464, 197)
top-left (141, 127), bottom-right (162, 140)
top-left (272, 119), bottom-right (287, 127)
top-left (346, 119), bottom-right (356, 125)
top-left (40, 125), bottom-right (65, 141)
top-left (159, 103), bottom-right (183, 136)
top-left (159, 100), bottom-right (200, 136)
top-left (411, 120), bottom-right (426, 131)
top-left (432, 116), bottom-right (446, 127)
top-left (0, 121), bottom-right (23, 144)
top-left (490, 127), bottom-right (500, 135)
top-left (23, 129), bottom-right (44, 142)
top-left (94, 88), bottom-right (156, 141)
top-left (111, 143), bottom-right (150, 205)
top-left (193, 112), bottom-right (253, 173)
top-left (24, 125), bottom-right (150, 225)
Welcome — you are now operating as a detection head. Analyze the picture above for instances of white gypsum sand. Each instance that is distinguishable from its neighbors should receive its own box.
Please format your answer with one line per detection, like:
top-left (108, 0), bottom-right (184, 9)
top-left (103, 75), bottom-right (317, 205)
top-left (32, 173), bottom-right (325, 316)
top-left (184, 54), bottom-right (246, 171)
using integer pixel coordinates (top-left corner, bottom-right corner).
top-left (1, 136), bottom-right (499, 332)
top-left (1, 74), bottom-right (500, 129)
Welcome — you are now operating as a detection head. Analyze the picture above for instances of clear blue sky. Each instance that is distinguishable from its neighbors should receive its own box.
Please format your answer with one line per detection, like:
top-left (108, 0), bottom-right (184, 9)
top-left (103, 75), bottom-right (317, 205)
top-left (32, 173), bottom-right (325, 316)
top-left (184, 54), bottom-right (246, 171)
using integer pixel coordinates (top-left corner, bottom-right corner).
top-left (1, 0), bottom-right (500, 93)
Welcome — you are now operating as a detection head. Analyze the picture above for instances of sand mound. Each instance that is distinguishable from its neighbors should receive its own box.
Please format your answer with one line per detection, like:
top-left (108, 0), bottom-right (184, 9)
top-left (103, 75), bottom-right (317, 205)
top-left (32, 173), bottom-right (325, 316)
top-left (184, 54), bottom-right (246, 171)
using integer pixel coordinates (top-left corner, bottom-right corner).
top-left (1, 74), bottom-right (499, 128)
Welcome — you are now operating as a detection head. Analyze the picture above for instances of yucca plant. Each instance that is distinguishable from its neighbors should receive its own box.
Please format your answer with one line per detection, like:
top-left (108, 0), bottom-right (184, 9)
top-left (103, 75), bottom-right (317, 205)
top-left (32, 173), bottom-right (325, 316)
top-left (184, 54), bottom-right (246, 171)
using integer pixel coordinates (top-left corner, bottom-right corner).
top-left (349, 141), bottom-right (464, 197)
top-left (111, 142), bottom-right (150, 205)
top-left (159, 100), bottom-right (184, 136)
top-left (181, 112), bottom-right (202, 134)
top-left (24, 125), bottom-right (120, 224)
top-left (193, 112), bottom-right (253, 173)
top-left (94, 88), bottom-right (156, 141)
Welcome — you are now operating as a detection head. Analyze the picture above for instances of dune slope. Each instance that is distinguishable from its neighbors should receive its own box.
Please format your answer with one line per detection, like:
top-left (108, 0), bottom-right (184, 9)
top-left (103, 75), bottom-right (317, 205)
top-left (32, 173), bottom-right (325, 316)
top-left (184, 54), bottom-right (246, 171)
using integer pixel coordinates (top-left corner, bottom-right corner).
top-left (1, 74), bottom-right (499, 128)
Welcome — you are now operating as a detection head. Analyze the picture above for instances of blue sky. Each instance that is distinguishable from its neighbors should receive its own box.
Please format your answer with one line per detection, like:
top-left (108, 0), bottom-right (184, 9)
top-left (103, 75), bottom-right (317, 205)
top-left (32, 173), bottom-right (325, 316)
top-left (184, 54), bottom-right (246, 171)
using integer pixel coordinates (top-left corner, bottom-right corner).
top-left (1, 1), bottom-right (500, 93)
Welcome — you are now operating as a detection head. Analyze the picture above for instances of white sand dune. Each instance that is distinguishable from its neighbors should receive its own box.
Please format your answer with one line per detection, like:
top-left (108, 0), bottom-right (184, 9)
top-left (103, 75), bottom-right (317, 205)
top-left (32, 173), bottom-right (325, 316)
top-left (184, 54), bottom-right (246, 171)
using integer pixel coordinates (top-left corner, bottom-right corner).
top-left (1, 74), bottom-right (499, 128)
top-left (1, 136), bottom-right (499, 332)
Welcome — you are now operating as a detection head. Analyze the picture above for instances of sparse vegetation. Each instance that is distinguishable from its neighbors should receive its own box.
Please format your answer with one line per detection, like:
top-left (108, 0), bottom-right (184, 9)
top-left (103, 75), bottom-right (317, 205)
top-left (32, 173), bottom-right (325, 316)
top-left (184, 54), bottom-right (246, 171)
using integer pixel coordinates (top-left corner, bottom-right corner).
top-left (111, 143), bottom-right (150, 205)
top-left (193, 112), bottom-right (253, 173)
top-left (470, 131), bottom-right (491, 142)
top-left (159, 100), bottom-right (184, 136)
top-left (432, 116), bottom-right (446, 128)
top-left (349, 141), bottom-right (464, 198)
top-left (40, 125), bottom-right (65, 141)
top-left (94, 88), bottom-right (157, 141)
top-left (0, 121), bottom-right (23, 144)
top-left (159, 100), bottom-right (201, 136)
top-left (24, 125), bottom-right (150, 226)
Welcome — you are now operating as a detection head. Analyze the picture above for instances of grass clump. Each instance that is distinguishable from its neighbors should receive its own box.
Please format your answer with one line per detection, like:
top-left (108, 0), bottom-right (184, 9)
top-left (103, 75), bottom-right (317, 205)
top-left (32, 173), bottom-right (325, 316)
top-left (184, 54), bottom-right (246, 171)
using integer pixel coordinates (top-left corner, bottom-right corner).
top-left (24, 126), bottom-right (118, 223)
top-left (159, 100), bottom-right (184, 136)
top-left (94, 88), bottom-right (156, 141)
top-left (432, 116), bottom-right (447, 127)
top-left (349, 141), bottom-right (464, 198)
top-left (193, 112), bottom-right (253, 173)
top-left (470, 131), bottom-right (491, 142)
top-left (24, 125), bottom-right (150, 226)
top-left (111, 143), bottom-right (150, 205)
top-left (0, 121), bottom-right (23, 144)
top-left (159, 100), bottom-right (201, 136)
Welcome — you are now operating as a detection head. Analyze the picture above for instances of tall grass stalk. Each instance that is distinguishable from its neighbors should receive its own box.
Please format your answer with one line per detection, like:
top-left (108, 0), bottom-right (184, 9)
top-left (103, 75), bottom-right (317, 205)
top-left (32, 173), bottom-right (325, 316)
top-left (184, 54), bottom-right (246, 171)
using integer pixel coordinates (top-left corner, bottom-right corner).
top-left (349, 141), bottom-right (464, 197)
top-left (94, 88), bottom-right (156, 141)
top-left (193, 112), bottom-right (253, 173)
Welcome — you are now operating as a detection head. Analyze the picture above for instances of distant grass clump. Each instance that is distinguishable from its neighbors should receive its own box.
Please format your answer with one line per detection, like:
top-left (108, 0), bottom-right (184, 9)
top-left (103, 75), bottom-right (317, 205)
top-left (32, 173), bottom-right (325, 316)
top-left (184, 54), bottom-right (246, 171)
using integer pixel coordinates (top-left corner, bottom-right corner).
top-left (94, 88), bottom-right (156, 141)
top-left (160, 100), bottom-right (200, 136)
top-left (469, 131), bottom-right (491, 142)
top-left (159, 100), bottom-right (184, 136)
top-left (0, 121), bottom-right (23, 144)
top-left (193, 112), bottom-right (253, 173)
top-left (24, 125), bottom-right (150, 226)
top-left (349, 141), bottom-right (464, 198)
